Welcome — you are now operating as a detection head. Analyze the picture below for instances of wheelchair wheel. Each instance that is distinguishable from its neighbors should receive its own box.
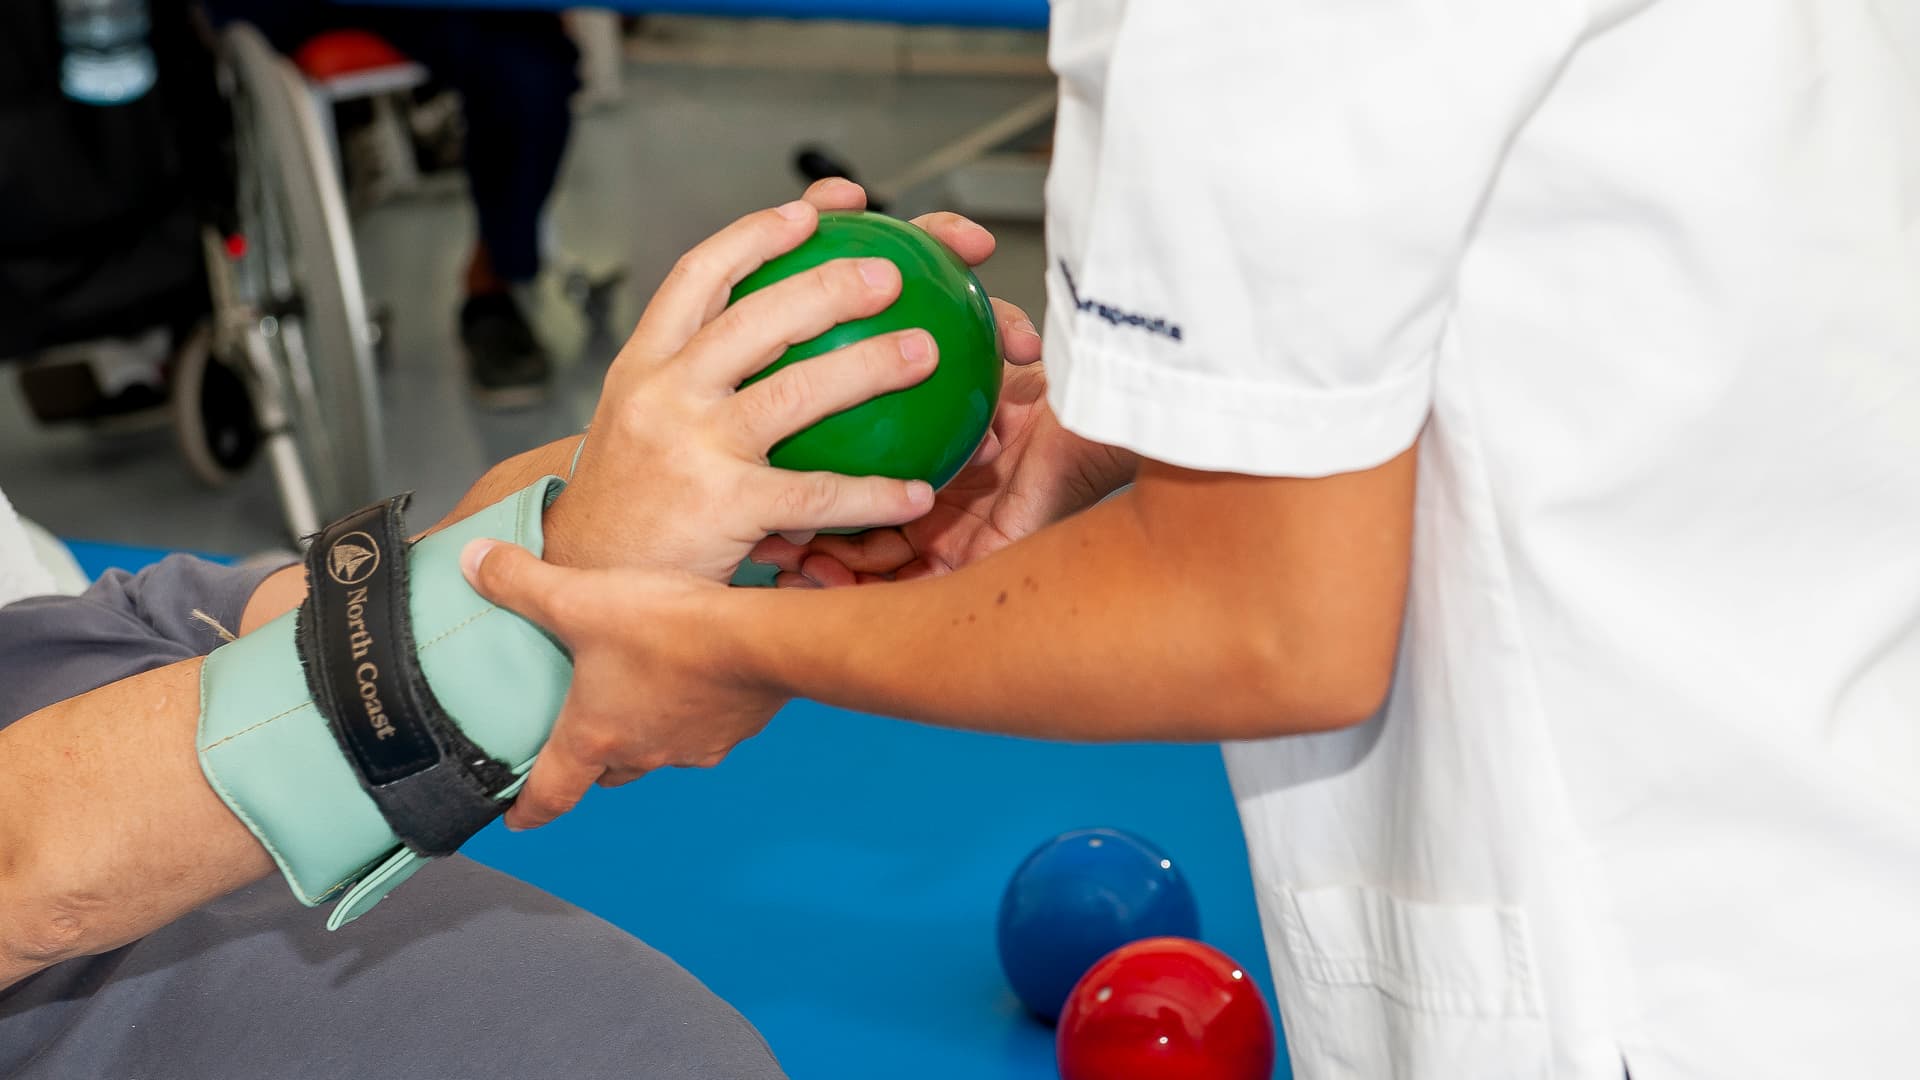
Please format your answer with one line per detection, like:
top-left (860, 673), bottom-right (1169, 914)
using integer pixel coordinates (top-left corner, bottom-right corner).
top-left (171, 319), bottom-right (262, 488)
top-left (218, 23), bottom-right (382, 541)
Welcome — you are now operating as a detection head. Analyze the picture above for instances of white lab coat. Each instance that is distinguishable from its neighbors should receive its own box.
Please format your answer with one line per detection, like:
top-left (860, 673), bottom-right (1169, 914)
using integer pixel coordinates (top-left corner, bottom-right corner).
top-left (1043, 1), bottom-right (1920, 1077)
top-left (0, 487), bottom-right (57, 609)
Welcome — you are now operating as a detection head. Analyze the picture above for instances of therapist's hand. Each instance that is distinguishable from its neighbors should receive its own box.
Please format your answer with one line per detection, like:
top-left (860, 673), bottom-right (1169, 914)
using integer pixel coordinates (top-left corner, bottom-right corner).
top-left (788, 176), bottom-right (1048, 476)
top-left (750, 366), bottom-right (1138, 585)
top-left (457, 547), bottom-right (772, 830)
top-left (744, 181), bottom-right (1132, 585)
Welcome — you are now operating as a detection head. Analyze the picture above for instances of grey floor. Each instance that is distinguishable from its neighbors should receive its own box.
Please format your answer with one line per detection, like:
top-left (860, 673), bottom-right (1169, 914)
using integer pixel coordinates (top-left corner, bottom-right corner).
top-left (0, 60), bottom-right (1049, 554)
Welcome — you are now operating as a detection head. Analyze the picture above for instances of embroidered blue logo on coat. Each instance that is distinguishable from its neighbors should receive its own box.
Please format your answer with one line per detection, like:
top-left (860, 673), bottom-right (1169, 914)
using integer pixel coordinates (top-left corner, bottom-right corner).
top-left (1059, 260), bottom-right (1183, 343)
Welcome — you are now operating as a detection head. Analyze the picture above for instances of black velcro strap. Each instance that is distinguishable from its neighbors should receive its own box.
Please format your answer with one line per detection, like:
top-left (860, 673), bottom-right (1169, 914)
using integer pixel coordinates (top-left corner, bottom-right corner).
top-left (295, 495), bottom-right (519, 857)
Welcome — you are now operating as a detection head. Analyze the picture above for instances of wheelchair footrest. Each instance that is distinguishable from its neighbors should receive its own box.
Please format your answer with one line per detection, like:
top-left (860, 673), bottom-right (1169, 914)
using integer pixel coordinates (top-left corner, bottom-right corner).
top-left (18, 356), bottom-right (166, 424)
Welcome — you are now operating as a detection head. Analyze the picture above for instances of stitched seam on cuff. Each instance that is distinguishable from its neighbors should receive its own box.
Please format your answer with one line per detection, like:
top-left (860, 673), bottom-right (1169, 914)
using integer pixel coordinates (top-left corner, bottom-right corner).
top-left (198, 659), bottom-right (318, 904)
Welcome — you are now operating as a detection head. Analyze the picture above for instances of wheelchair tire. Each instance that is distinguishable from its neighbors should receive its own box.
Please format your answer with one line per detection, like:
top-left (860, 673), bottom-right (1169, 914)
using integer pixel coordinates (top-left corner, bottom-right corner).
top-left (171, 321), bottom-right (262, 488)
top-left (222, 24), bottom-right (383, 538)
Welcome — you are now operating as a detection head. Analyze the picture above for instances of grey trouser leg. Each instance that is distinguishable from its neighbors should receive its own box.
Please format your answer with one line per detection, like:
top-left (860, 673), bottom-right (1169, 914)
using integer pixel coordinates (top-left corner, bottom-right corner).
top-left (1, 857), bottom-right (786, 1080)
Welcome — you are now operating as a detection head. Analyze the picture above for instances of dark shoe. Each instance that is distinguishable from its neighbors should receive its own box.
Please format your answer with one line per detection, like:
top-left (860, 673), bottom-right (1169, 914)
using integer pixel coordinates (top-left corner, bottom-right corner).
top-left (459, 292), bottom-right (550, 408)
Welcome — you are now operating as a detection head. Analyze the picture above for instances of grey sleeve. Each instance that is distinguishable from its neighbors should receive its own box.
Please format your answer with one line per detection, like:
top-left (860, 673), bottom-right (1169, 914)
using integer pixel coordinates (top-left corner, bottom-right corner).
top-left (0, 554), bottom-right (296, 729)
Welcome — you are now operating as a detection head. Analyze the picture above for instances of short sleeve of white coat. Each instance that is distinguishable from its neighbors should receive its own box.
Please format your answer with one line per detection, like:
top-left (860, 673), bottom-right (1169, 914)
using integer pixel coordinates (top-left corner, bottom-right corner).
top-left (1043, 0), bottom-right (1591, 477)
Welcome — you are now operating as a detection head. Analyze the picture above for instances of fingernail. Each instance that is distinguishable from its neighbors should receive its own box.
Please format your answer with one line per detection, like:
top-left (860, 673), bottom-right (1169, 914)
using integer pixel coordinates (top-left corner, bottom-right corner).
top-left (775, 200), bottom-right (810, 221)
top-left (860, 258), bottom-right (898, 289)
top-left (898, 331), bottom-right (933, 365)
top-left (1012, 318), bottom-right (1039, 338)
top-left (461, 539), bottom-right (497, 582)
top-left (906, 480), bottom-right (935, 508)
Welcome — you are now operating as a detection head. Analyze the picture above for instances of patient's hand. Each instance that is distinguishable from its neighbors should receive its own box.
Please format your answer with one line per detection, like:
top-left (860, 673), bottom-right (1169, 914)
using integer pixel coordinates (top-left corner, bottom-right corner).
top-left (542, 181), bottom-right (1039, 584)
top-left (542, 197), bottom-right (938, 580)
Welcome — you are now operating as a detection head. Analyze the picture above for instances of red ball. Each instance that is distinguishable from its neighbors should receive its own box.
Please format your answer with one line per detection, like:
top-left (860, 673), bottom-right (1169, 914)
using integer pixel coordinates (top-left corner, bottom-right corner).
top-left (1056, 937), bottom-right (1277, 1080)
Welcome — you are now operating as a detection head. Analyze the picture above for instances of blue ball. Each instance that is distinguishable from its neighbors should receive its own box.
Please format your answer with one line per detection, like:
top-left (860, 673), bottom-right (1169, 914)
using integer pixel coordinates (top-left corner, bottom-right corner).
top-left (996, 827), bottom-right (1202, 1022)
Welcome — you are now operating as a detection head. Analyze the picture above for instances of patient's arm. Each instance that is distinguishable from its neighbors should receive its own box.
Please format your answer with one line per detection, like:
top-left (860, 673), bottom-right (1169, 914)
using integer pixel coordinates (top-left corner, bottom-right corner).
top-left (0, 437), bottom-right (577, 989)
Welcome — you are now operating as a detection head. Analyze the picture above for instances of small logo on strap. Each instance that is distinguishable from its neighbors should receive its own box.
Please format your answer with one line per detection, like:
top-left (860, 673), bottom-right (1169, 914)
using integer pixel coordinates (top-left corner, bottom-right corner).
top-left (327, 532), bottom-right (382, 586)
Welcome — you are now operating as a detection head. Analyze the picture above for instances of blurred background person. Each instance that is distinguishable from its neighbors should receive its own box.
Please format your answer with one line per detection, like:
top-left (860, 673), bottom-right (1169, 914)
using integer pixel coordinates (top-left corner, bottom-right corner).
top-left (203, 0), bottom-right (582, 405)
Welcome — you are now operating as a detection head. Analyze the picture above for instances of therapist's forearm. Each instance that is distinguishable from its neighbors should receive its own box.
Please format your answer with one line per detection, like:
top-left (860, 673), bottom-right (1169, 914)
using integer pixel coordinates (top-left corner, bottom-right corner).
top-left (727, 455), bottom-right (1415, 742)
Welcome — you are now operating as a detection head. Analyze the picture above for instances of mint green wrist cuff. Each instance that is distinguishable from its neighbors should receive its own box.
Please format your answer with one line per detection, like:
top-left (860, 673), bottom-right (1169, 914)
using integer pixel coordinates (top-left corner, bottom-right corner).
top-left (197, 478), bottom-right (571, 928)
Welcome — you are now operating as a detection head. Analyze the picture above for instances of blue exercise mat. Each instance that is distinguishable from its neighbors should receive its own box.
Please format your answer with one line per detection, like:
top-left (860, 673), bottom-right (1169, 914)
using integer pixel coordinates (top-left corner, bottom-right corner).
top-left (466, 703), bottom-right (1291, 1079)
top-left (64, 539), bottom-right (234, 580)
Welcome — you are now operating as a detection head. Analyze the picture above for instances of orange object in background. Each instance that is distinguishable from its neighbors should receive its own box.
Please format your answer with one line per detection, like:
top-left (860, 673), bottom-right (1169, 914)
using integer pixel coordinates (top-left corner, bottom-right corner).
top-left (292, 29), bottom-right (411, 81)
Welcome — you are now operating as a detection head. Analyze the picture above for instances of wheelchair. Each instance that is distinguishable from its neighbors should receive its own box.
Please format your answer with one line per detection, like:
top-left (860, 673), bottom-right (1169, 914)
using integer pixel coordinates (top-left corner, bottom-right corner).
top-left (5, 16), bottom-right (382, 545)
top-left (205, 21), bottom-right (384, 541)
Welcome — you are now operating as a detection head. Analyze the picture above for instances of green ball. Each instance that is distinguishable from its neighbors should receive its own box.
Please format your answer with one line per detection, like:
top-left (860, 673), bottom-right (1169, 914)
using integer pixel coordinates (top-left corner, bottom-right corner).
top-left (731, 211), bottom-right (1002, 489)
